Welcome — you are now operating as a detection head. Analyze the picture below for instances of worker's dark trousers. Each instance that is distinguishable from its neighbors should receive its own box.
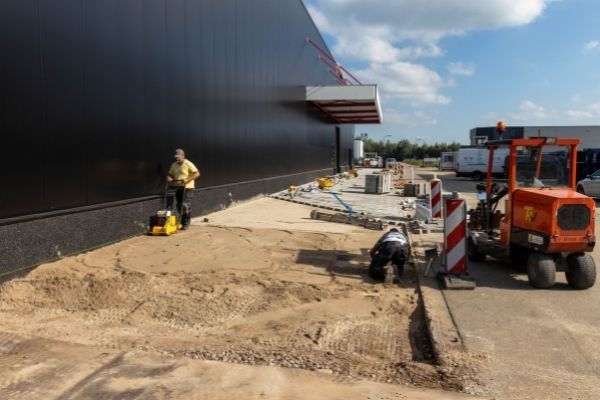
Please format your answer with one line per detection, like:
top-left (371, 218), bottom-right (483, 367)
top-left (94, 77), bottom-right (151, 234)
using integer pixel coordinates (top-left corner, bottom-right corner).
top-left (167, 188), bottom-right (194, 227)
top-left (369, 242), bottom-right (406, 280)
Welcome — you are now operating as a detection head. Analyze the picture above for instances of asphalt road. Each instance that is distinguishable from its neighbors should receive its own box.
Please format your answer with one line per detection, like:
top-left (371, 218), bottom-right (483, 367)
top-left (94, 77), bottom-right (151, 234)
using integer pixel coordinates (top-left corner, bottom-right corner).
top-left (427, 170), bottom-right (600, 400)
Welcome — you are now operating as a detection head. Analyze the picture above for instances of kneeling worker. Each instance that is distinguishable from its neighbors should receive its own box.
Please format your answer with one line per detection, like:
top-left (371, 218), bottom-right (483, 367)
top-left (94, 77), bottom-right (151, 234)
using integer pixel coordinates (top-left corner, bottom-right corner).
top-left (369, 228), bottom-right (410, 280)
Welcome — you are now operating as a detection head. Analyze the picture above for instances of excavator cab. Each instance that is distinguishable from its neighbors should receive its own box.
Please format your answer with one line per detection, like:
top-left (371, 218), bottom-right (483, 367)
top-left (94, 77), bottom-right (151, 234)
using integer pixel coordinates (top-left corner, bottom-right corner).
top-left (467, 137), bottom-right (596, 289)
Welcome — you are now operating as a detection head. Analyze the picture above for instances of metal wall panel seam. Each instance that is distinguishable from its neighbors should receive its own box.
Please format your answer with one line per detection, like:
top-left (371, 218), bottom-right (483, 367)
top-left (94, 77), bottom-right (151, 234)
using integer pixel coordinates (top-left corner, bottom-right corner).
top-left (37, 0), bottom-right (50, 211)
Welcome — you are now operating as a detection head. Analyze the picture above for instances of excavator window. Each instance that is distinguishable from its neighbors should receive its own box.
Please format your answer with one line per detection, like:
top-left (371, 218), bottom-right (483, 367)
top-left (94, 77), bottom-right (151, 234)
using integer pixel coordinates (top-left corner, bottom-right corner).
top-left (514, 146), bottom-right (570, 188)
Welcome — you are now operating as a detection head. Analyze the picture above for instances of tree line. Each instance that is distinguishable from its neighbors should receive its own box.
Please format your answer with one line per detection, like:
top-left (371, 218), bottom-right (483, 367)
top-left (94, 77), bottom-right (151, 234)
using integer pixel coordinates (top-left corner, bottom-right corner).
top-left (363, 139), bottom-right (461, 160)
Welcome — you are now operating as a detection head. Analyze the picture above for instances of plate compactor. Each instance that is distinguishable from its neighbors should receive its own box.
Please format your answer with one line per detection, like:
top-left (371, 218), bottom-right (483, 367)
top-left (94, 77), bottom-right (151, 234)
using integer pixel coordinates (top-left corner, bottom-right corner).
top-left (148, 183), bottom-right (183, 236)
top-left (467, 137), bottom-right (596, 289)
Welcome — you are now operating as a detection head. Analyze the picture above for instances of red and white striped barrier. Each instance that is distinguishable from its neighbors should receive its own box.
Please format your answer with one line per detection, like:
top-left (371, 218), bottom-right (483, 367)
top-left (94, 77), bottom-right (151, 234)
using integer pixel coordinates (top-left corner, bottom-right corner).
top-left (430, 179), bottom-right (442, 218)
top-left (444, 198), bottom-right (467, 274)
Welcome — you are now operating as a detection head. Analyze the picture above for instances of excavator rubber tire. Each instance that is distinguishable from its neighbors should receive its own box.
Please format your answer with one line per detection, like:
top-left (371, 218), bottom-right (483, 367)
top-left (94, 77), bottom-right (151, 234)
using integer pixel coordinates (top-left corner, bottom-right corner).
top-left (527, 252), bottom-right (556, 289)
top-left (566, 253), bottom-right (596, 290)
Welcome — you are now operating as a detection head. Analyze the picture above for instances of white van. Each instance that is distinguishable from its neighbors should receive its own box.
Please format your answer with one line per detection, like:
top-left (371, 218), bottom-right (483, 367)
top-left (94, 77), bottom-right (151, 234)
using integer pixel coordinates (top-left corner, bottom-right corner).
top-left (455, 147), bottom-right (508, 180)
top-left (440, 151), bottom-right (457, 171)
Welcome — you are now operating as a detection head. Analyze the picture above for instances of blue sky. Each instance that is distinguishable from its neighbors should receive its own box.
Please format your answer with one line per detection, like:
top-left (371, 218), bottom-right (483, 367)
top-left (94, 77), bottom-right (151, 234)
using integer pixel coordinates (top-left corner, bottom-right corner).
top-left (304, 0), bottom-right (600, 144)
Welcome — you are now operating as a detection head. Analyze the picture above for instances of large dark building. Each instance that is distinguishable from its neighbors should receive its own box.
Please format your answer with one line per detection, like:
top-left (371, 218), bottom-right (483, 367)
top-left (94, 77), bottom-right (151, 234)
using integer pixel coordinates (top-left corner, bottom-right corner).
top-left (0, 0), bottom-right (381, 277)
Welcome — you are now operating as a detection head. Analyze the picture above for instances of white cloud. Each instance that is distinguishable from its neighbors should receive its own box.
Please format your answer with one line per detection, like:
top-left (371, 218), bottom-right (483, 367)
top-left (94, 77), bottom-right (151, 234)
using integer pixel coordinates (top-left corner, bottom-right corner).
top-left (357, 62), bottom-right (451, 105)
top-left (509, 100), bottom-right (548, 121)
top-left (448, 62), bottom-right (475, 76)
top-left (331, 24), bottom-right (402, 63)
top-left (310, 0), bottom-right (551, 38)
top-left (590, 103), bottom-right (600, 113)
top-left (382, 108), bottom-right (437, 127)
top-left (583, 40), bottom-right (599, 52)
top-left (307, 0), bottom-right (552, 107)
top-left (566, 103), bottom-right (600, 121)
top-left (396, 43), bottom-right (443, 59)
top-left (566, 110), bottom-right (594, 120)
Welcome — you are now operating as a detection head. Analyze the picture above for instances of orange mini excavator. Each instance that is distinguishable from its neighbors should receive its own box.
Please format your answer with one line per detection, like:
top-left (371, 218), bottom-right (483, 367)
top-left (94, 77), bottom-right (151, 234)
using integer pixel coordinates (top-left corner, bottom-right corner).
top-left (467, 137), bottom-right (596, 289)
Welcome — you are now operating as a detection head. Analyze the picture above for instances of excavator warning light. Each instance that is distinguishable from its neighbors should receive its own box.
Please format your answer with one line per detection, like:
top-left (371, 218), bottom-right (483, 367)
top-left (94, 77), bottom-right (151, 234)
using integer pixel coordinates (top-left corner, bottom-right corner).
top-left (496, 120), bottom-right (506, 133)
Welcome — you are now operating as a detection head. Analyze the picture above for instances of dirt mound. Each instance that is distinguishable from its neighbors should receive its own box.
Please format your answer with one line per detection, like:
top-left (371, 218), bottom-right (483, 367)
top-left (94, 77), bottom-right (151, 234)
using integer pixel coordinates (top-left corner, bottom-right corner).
top-left (0, 268), bottom-right (338, 326)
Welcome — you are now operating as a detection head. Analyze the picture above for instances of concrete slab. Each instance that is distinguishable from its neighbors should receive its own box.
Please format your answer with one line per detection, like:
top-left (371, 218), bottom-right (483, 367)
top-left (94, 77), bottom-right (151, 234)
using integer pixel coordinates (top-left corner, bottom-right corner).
top-left (441, 274), bottom-right (477, 290)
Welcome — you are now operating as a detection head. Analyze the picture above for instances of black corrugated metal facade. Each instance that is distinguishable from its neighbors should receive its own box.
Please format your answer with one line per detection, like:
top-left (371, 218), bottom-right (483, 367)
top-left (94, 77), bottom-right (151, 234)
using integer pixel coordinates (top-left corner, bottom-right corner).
top-left (0, 0), bottom-right (353, 220)
top-left (0, 0), bottom-right (354, 277)
top-left (469, 127), bottom-right (524, 144)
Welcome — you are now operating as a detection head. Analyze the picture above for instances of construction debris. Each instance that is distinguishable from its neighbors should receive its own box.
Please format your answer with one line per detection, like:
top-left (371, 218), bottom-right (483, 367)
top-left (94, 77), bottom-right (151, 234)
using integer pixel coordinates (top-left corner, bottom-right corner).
top-left (310, 209), bottom-right (388, 230)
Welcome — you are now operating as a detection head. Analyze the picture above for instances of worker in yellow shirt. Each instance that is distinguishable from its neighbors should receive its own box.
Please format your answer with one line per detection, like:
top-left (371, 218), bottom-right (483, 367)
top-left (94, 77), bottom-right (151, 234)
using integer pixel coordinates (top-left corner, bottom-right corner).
top-left (166, 148), bottom-right (200, 230)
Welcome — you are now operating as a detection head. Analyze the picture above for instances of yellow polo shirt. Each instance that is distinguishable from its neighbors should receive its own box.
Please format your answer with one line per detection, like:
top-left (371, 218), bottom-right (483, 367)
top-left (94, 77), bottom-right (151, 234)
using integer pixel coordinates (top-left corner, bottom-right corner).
top-left (168, 159), bottom-right (199, 189)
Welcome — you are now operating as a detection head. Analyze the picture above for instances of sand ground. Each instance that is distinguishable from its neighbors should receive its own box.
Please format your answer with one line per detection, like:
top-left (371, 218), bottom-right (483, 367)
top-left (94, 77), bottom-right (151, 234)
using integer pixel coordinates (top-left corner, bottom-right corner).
top-left (0, 198), bottom-right (482, 399)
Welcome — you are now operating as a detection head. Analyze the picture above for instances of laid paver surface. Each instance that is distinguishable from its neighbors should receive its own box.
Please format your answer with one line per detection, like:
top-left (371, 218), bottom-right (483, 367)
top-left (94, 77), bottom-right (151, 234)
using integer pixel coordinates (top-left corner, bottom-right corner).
top-left (271, 167), bottom-right (420, 223)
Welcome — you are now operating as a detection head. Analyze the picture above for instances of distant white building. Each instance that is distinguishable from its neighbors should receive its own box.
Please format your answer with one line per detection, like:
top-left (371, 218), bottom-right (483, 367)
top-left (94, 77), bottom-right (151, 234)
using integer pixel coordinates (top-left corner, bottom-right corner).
top-left (353, 138), bottom-right (365, 160)
top-left (470, 126), bottom-right (600, 149)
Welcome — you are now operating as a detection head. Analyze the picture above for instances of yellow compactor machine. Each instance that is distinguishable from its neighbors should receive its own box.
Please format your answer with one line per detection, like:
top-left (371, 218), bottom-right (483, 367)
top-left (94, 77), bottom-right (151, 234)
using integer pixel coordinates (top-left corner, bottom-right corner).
top-left (148, 184), bottom-right (183, 236)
